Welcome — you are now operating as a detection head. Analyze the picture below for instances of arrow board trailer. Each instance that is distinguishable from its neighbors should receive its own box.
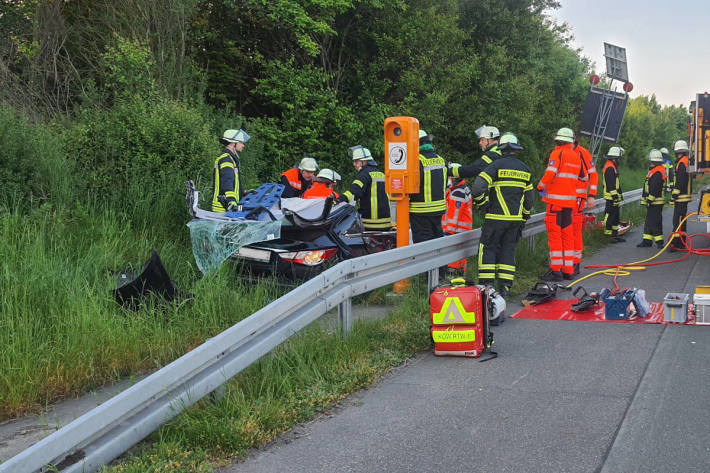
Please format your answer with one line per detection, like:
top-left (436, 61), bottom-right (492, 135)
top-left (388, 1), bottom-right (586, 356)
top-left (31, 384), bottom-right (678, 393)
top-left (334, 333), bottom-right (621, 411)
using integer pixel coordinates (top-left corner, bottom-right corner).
top-left (689, 92), bottom-right (710, 174)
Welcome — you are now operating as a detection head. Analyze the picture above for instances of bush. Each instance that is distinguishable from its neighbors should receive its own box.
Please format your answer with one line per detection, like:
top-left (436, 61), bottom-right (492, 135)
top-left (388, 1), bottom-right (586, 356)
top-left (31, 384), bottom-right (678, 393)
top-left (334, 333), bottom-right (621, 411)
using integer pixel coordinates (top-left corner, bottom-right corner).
top-left (0, 105), bottom-right (74, 211)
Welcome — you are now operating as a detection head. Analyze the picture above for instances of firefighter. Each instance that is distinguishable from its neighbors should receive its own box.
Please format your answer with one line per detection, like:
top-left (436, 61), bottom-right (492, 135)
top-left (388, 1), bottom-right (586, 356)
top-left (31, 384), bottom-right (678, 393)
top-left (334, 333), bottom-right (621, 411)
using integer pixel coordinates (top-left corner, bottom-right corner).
top-left (212, 128), bottom-right (251, 213)
top-left (602, 146), bottom-right (625, 243)
top-left (338, 146), bottom-right (392, 229)
top-left (450, 125), bottom-right (502, 181)
top-left (442, 176), bottom-right (473, 273)
top-left (410, 129), bottom-right (447, 243)
top-left (302, 168), bottom-right (341, 200)
top-left (537, 127), bottom-right (582, 281)
top-left (280, 157), bottom-right (318, 198)
top-left (572, 139), bottom-right (598, 274)
top-left (660, 147), bottom-right (675, 194)
top-left (470, 132), bottom-right (533, 298)
top-left (669, 140), bottom-right (692, 250)
top-left (637, 149), bottom-right (667, 248)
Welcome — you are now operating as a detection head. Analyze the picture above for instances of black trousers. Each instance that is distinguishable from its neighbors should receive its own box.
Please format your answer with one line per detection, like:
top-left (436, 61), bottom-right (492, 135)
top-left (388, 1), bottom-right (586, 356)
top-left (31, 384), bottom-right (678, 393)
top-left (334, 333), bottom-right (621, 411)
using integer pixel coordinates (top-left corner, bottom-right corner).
top-left (670, 201), bottom-right (689, 247)
top-left (642, 204), bottom-right (664, 242)
top-left (603, 200), bottom-right (620, 236)
top-left (478, 220), bottom-right (523, 290)
top-left (410, 213), bottom-right (444, 243)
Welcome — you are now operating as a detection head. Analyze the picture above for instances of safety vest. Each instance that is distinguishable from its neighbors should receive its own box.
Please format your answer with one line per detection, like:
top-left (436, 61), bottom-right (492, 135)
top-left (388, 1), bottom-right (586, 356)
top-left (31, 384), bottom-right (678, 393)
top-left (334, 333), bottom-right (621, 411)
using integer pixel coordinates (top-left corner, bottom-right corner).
top-left (342, 164), bottom-right (392, 229)
top-left (643, 164), bottom-right (666, 205)
top-left (538, 144), bottom-right (582, 208)
top-left (302, 181), bottom-right (339, 200)
top-left (674, 155), bottom-right (692, 203)
top-left (575, 145), bottom-right (597, 199)
top-left (281, 168), bottom-right (304, 195)
top-left (410, 151), bottom-right (447, 214)
top-left (663, 158), bottom-right (674, 188)
top-left (602, 160), bottom-right (621, 202)
top-left (443, 182), bottom-right (473, 233)
top-left (211, 150), bottom-right (240, 212)
top-left (477, 154), bottom-right (533, 221)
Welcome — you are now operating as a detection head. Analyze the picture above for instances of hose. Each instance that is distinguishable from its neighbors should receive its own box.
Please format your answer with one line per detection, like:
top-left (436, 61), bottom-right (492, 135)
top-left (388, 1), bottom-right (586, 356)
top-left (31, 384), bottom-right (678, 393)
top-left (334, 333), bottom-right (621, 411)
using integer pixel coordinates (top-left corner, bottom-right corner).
top-left (564, 211), bottom-right (701, 289)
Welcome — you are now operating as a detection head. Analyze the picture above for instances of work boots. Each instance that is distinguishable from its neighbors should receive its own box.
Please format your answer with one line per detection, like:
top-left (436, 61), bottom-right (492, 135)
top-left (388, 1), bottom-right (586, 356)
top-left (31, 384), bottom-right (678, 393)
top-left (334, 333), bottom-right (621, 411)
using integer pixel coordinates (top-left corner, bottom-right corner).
top-left (539, 270), bottom-right (563, 282)
top-left (611, 236), bottom-right (626, 243)
top-left (636, 240), bottom-right (652, 248)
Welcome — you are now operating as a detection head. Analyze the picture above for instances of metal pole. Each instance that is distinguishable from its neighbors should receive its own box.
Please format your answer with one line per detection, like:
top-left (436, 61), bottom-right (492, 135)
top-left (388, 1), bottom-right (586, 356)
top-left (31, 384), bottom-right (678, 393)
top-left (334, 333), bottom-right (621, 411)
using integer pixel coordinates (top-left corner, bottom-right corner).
top-left (338, 298), bottom-right (352, 335)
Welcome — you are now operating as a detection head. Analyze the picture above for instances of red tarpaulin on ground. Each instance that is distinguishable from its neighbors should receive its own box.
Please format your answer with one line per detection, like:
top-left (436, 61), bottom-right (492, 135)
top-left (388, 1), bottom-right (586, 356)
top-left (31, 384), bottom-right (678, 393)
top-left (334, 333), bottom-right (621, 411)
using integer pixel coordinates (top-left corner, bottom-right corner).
top-left (511, 300), bottom-right (697, 325)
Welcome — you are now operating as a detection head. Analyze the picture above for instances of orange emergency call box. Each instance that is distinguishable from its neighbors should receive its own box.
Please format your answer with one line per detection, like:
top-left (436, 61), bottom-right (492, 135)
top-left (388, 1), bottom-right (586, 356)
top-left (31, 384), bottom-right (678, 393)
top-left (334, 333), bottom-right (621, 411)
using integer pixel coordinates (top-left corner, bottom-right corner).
top-left (384, 117), bottom-right (420, 196)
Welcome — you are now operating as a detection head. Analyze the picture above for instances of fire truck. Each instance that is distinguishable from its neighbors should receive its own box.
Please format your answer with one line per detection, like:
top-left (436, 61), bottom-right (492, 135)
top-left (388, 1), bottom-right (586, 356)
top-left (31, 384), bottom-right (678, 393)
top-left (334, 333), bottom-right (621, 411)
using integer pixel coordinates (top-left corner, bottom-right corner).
top-left (689, 92), bottom-right (710, 173)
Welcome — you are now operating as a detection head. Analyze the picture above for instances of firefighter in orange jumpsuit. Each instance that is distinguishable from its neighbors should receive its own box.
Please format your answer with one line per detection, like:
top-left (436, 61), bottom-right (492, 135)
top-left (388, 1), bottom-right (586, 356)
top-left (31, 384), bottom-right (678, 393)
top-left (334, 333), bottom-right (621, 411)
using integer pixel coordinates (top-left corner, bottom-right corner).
top-left (442, 176), bottom-right (473, 273)
top-left (537, 128), bottom-right (582, 281)
top-left (280, 157), bottom-right (318, 198)
top-left (572, 139), bottom-right (597, 275)
top-left (637, 149), bottom-right (667, 247)
top-left (302, 169), bottom-right (341, 200)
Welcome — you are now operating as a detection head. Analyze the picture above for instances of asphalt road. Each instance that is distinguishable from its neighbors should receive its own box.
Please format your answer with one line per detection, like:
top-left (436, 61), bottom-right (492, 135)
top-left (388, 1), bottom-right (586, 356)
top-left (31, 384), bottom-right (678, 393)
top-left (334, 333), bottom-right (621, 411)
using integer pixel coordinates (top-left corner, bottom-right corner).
top-left (228, 205), bottom-right (710, 473)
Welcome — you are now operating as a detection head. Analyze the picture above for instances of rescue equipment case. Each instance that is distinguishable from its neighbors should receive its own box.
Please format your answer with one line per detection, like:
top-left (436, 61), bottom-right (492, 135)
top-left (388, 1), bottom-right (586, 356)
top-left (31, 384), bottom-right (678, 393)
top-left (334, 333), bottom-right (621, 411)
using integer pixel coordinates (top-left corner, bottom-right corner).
top-left (430, 279), bottom-right (495, 358)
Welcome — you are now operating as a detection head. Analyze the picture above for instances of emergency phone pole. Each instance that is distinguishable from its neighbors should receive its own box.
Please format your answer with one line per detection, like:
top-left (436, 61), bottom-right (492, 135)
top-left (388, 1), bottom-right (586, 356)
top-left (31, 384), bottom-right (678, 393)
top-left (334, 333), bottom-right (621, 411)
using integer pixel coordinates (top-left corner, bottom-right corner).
top-left (385, 117), bottom-right (421, 294)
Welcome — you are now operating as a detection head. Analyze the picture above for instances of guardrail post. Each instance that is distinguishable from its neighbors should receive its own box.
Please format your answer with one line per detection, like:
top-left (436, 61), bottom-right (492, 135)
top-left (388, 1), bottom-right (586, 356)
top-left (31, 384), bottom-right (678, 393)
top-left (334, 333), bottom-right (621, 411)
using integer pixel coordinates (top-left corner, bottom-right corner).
top-left (428, 268), bottom-right (439, 292)
top-left (339, 298), bottom-right (352, 336)
top-left (528, 235), bottom-right (535, 250)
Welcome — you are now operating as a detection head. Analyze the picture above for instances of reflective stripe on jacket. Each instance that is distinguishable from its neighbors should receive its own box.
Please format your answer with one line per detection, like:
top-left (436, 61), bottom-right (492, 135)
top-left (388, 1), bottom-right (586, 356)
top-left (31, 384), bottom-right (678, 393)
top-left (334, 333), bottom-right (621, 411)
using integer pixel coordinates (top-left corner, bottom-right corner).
top-left (410, 151), bottom-right (447, 214)
top-left (443, 182), bottom-right (473, 233)
top-left (537, 143), bottom-right (582, 208)
top-left (211, 150), bottom-right (240, 212)
top-left (452, 144), bottom-right (502, 180)
top-left (280, 168), bottom-right (307, 198)
top-left (575, 144), bottom-right (598, 198)
top-left (473, 154), bottom-right (534, 222)
top-left (642, 165), bottom-right (667, 205)
top-left (602, 160), bottom-right (622, 204)
top-left (342, 163), bottom-right (392, 229)
top-left (673, 155), bottom-right (692, 203)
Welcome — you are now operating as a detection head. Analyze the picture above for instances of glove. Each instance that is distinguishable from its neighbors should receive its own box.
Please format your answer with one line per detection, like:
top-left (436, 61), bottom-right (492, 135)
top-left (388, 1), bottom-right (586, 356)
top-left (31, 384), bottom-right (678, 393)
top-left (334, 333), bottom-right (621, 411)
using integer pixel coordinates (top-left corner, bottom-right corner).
top-left (226, 201), bottom-right (238, 212)
top-left (538, 190), bottom-right (547, 198)
top-left (448, 163), bottom-right (461, 177)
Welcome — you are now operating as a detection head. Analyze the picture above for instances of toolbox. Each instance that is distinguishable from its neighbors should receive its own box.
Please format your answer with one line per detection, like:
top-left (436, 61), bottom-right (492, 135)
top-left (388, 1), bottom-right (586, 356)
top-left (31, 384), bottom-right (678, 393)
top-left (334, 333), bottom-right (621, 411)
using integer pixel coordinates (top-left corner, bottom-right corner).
top-left (603, 289), bottom-right (635, 320)
top-left (429, 279), bottom-right (494, 358)
top-left (664, 293), bottom-right (689, 323)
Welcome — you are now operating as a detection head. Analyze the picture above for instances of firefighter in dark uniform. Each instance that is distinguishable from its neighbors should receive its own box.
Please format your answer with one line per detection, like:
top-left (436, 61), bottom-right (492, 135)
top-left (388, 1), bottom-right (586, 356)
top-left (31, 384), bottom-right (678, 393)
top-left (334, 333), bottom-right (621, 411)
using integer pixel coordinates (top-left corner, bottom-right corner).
top-left (338, 146), bottom-right (392, 229)
top-left (280, 157), bottom-right (318, 198)
top-left (409, 129), bottom-right (447, 243)
top-left (212, 128), bottom-right (251, 212)
top-left (602, 146), bottom-right (625, 242)
top-left (470, 132), bottom-right (533, 298)
top-left (450, 125), bottom-right (502, 181)
top-left (637, 149), bottom-right (667, 248)
top-left (669, 140), bottom-right (692, 250)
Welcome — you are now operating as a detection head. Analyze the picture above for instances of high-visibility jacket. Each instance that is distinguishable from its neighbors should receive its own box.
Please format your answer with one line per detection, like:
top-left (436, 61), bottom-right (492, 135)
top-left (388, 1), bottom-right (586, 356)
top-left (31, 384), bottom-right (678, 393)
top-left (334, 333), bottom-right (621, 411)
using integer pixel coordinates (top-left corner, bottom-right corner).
top-left (672, 155), bottom-right (691, 203)
top-left (280, 168), bottom-right (311, 198)
top-left (341, 163), bottom-right (392, 229)
top-left (302, 181), bottom-right (339, 200)
top-left (442, 181), bottom-right (473, 233)
top-left (602, 159), bottom-right (622, 203)
top-left (642, 164), bottom-right (666, 206)
top-left (537, 143), bottom-right (583, 208)
top-left (410, 149), bottom-right (447, 215)
top-left (451, 144), bottom-right (502, 180)
top-left (211, 149), bottom-right (241, 212)
top-left (575, 144), bottom-right (597, 199)
top-left (471, 153), bottom-right (534, 222)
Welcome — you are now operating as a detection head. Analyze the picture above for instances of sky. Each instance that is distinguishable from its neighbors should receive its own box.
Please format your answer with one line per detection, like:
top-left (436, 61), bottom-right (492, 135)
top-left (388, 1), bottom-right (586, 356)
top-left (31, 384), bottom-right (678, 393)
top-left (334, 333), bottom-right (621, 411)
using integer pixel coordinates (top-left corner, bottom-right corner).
top-left (548, 0), bottom-right (709, 108)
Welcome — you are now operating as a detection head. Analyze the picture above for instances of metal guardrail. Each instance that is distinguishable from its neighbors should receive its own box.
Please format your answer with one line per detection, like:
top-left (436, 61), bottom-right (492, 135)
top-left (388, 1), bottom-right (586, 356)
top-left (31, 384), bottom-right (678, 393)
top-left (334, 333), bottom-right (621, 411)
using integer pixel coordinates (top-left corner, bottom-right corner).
top-left (1, 189), bottom-right (643, 473)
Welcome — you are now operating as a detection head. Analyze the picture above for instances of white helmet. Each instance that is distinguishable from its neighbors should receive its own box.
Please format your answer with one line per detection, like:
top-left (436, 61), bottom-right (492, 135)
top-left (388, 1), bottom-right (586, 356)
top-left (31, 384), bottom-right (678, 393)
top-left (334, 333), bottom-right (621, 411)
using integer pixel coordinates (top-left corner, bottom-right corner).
top-left (348, 145), bottom-right (374, 161)
top-left (419, 129), bottom-right (433, 143)
top-left (299, 157), bottom-right (318, 172)
top-left (554, 127), bottom-right (575, 143)
top-left (498, 132), bottom-right (523, 151)
top-left (475, 125), bottom-right (500, 139)
top-left (647, 149), bottom-right (664, 163)
top-left (605, 146), bottom-right (624, 159)
top-left (659, 147), bottom-right (669, 156)
top-left (221, 129), bottom-right (250, 144)
top-left (316, 168), bottom-right (341, 182)
top-left (674, 140), bottom-right (689, 153)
